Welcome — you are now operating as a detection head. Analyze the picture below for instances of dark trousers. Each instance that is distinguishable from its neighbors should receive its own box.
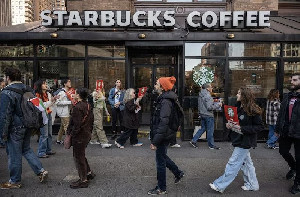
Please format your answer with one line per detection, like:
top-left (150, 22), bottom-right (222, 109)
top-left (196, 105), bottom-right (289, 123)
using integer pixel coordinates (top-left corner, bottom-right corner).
top-left (116, 128), bottom-right (138, 146)
top-left (156, 145), bottom-right (182, 191)
top-left (112, 107), bottom-right (123, 133)
top-left (279, 136), bottom-right (300, 184)
top-left (169, 135), bottom-right (177, 146)
top-left (73, 140), bottom-right (91, 181)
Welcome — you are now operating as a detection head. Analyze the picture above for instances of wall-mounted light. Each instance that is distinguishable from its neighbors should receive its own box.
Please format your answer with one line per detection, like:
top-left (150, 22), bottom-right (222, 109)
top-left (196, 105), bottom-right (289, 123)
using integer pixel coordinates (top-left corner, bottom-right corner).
top-left (138, 33), bottom-right (146, 39)
top-left (227, 33), bottom-right (235, 39)
top-left (50, 33), bottom-right (58, 38)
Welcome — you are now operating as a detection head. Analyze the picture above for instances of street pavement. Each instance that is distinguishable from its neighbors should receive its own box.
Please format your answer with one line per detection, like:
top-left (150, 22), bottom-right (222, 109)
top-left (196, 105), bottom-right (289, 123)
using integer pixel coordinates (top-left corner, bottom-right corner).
top-left (0, 137), bottom-right (296, 197)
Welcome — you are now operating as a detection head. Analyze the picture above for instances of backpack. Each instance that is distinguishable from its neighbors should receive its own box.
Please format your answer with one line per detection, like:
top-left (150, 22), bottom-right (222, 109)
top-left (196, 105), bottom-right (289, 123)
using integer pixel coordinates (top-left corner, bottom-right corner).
top-left (168, 99), bottom-right (184, 132)
top-left (5, 87), bottom-right (44, 130)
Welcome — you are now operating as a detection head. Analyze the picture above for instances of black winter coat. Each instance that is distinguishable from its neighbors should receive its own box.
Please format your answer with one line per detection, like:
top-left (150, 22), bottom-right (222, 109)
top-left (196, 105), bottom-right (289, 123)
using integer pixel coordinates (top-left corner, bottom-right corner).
top-left (150, 91), bottom-right (177, 146)
top-left (122, 99), bottom-right (140, 129)
top-left (230, 102), bottom-right (264, 149)
top-left (275, 92), bottom-right (300, 139)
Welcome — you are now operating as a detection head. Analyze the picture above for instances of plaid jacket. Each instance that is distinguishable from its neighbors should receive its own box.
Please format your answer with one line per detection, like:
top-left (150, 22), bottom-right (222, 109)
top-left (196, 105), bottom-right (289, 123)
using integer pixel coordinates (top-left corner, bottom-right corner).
top-left (266, 99), bottom-right (280, 125)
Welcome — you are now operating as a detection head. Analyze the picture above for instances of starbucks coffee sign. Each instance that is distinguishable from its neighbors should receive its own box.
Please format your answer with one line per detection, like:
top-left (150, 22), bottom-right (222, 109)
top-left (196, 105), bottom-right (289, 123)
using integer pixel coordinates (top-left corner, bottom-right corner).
top-left (41, 10), bottom-right (270, 29)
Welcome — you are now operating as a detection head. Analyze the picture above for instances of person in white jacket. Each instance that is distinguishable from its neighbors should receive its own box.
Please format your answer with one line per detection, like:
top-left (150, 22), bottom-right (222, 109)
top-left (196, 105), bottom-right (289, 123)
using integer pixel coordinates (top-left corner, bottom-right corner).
top-left (34, 79), bottom-right (59, 158)
top-left (55, 78), bottom-right (73, 144)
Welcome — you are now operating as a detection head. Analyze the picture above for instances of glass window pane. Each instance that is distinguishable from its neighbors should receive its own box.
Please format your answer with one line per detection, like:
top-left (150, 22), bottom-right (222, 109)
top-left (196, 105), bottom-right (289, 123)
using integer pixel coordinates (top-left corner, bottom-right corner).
top-left (131, 54), bottom-right (175, 64)
top-left (38, 61), bottom-right (84, 90)
top-left (136, 0), bottom-right (162, 1)
top-left (198, 0), bottom-right (224, 1)
top-left (185, 43), bottom-right (226, 56)
top-left (88, 45), bottom-right (125, 58)
top-left (37, 44), bottom-right (85, 57)
top-left (228, 61), bottom-right (277, 104)
top-left (229, 43), bottom-right (280, 57)
top-left (0, 61), bottom-right (33, 86)
top-left (167, 0), bottom-right (192, 2)
top-left (184, 58), bottom-right (225, 134)
top-left (88, 59), bottom-right (125, 91)
top-left (0, 44), bottom-right (33, 57)
top-left (284, 62), bottom-right (300, 93)
top-left (283, 44), bottom-right (300, 57)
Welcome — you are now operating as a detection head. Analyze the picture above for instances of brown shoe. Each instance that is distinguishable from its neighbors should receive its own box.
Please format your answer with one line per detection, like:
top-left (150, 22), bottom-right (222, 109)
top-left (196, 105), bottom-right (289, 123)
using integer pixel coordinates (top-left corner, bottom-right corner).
top-left (0, 182), bottom-right (22, 189)
top-left (70, 180), bottom-right (88, 189)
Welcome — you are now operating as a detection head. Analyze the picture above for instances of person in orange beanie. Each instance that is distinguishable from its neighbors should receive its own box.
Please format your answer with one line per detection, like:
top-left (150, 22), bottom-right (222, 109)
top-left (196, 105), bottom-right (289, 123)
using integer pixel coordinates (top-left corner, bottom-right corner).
top-left (158, 76), bottom-right (176, 91)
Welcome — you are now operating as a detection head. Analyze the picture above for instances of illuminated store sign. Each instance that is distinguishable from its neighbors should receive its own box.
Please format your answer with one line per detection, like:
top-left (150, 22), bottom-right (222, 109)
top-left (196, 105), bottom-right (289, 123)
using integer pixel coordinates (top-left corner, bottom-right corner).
top-left (41, 10), bottom-right (270, 28)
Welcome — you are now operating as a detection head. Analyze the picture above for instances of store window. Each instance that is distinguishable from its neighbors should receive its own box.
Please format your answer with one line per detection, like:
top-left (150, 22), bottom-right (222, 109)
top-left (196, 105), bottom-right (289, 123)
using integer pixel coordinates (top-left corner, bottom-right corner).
top-left (185, 43), bottom-right (226, 57)
top-left (88, 45), bottom-right (125, 58)
top-left (229, 43), bottom-right (280, 57)
top-left (284, 62), bottom-right (300, 93)
top-left (0, 44), bottom-right (33, 57)
top-left (0, 61), bottom-right (33, 86)
top-left (283, 44), bottom-right (300, 57)
top-left (37, 44), bottom-right (85, 57)
top-left (184, 58), bottom-right (225, 138)
top-left (228, 61), bottom-right (277, 107)
top-left (37, 61), bottom-right (84, 91)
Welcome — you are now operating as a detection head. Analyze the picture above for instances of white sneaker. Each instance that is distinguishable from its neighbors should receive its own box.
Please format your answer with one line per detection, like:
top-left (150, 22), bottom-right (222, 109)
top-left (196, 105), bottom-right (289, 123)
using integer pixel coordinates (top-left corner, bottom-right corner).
top-left (132, 142), bottom-right (143, 147)
top-left (170, 144), bottom-right (181, 148)
top-left (101, 143), bottom-right (112, 148)
top-left (90, 141), bottom-right (100, 145)
top-left (209, 183), bottom-right (224, 193)
top-left (241, 185), bottom-right (259, 191)
top-left (115, 141), bottom-right (124, 149)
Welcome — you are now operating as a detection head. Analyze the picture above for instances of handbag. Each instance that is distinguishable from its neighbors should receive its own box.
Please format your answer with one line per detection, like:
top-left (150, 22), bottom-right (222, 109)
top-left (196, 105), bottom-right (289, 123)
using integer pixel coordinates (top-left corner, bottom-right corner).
top-left (64, 103), bottom-right (90, 149)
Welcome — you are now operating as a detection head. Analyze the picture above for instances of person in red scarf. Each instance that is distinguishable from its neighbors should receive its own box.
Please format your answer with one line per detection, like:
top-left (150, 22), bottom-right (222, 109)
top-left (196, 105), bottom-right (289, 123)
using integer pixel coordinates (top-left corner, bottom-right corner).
top-left (34, 79), bottom-right (59, 158)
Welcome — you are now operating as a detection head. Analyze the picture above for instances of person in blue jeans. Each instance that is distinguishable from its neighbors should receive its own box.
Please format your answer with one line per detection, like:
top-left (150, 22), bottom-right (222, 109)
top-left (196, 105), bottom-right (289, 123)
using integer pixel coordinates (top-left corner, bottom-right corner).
top-left (34, 79), bottom-right (59, 158)
top-left (190, 83), bottom-right (222, 149)
top-left (209, 87), bottom-right (264, 193)
top-left (0, 68), bottom-right (48, 189)
top-left (148, 76), bottom-right (184, 195)
top-left (265, 89), bottom-right (280, 149)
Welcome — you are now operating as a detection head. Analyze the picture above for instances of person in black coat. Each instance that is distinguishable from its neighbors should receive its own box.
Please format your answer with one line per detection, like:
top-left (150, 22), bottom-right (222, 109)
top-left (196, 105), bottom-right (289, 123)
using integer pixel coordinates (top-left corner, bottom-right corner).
top-left (210, 87), bottom-right (264, 193)
top-left (115, 88), bottom-right (143, 148)
top-left (275, 73), bottom-right (300, 194)
top-left (148, 76), bottom-right (184, 195)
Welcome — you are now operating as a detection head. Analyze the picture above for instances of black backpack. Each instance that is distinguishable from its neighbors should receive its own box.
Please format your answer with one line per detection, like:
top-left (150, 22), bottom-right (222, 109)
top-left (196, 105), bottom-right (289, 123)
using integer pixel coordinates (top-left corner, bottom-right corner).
top-left (168, 99), bottom-right (184, 132)
top-left (5, 87), bottom-right (44, 130)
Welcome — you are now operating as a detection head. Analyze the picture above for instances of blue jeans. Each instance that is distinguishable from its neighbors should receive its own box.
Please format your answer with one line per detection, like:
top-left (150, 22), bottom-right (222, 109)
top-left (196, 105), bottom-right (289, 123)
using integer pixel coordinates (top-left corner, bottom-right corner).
top-left (266, 125), bottom-right (278, 147)
top-left (0, 138), bottom-right (5, 146)
top-left (213, 147), bottom-right (259, 191)
top-left (6, 127), bottom-right (44, 183)
top-left (38, 114), bottom-right (53, 157)
top-left (192, 116), bottom-right (215, 147)
top-left (156, 145), bottom-right (182, 191)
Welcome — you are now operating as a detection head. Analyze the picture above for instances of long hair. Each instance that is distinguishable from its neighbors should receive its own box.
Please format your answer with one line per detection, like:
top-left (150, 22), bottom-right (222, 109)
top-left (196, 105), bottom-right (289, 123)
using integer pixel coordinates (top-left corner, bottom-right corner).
top-left (239, 87), bottom-right (262, 116)
top-left (34, 79), bottom-right (46, 100)
top-left (267, 89), bottom-right (279, 101)
top-left (123, 88), bottom-right (135, 104)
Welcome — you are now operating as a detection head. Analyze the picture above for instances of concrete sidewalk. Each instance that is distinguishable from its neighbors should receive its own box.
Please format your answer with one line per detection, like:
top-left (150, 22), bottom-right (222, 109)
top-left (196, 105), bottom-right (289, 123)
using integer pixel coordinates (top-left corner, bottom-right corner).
top-left (0, 137), bottom-right (295, 197)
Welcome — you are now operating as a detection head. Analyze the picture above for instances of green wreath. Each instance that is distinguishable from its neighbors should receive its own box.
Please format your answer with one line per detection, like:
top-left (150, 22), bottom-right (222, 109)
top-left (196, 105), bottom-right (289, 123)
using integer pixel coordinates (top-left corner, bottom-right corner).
top-left (193, 66), bottom-right (214, 86)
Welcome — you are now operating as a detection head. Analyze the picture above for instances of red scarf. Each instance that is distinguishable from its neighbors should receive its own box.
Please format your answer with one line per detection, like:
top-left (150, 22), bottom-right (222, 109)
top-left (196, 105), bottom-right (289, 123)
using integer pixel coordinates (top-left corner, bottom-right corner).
top-left (36, 92), bottom-right (52, 114)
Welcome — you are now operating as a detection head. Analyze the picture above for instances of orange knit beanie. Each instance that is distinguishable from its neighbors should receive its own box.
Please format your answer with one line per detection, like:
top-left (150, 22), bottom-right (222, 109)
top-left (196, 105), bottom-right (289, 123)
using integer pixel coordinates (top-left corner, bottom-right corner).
top-left (158, 76), bottom-right (176, 91)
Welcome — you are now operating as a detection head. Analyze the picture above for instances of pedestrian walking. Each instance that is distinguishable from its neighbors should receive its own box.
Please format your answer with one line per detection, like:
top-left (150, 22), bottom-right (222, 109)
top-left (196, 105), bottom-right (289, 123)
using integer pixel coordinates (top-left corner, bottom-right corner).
top-left (67, 88), bottom-right (95, 189)
top-left (115, 88), bottom-right (143, 149)
top-left (90, 86), bottom-right (112, 148)
top-left (275, 73), bottom-right (300, 194)
top-left (190, 83), bottom-right (222, 149)
top-left (108, 79), bottom-right (125, 140)
top-left (266, 89), bottom-right (280, 149)
top-left (34, 79), bottom-right (59, 158)
top-left (148, 76), bottom-right (184, 195)
top-left (55, 78), bottom-right (73, 144)
top-left (209, 87), bottom-right (264, 193)
top-left (0, 68), bottom-right (48, 189)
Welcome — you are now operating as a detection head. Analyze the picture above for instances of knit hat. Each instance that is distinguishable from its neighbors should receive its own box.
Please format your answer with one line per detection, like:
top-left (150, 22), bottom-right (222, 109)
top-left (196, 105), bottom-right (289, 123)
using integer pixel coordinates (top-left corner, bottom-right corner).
top-left (158, 76), bottom-right (176, 91)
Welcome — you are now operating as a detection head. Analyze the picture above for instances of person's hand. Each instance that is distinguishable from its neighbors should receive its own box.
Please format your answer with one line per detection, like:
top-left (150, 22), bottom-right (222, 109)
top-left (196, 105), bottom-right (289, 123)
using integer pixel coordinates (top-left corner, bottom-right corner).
top-left (219, 102), bottom-right (223, 107)
top-left (106, 112), bottom-right (110, 117)
top-left (226, 123), bottom-right (232, 129)
top-left (150, 144), bottom-right (157, 150)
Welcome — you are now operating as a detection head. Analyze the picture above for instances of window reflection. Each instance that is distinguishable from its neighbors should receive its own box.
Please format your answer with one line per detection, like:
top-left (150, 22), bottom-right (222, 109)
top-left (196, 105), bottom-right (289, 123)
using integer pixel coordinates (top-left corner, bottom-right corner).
top-left (0, 45), bottom-right (33, 57)
top-left (185, 43), bottom-right (226, 56)
top-left (0, 61), bottom-right (33, 86)
top-left (88, 45), bottom-right (125, 58)
top-left (284, 62), bottom-right (300, 93)
top-left (37, 44), bottom-right (85, 57)
top-left (229, 43), bottom-right (280, 57)
top-left (283, 44), bottom-right (300, 57)
top-left (38, 61), bottom-right (84, 91)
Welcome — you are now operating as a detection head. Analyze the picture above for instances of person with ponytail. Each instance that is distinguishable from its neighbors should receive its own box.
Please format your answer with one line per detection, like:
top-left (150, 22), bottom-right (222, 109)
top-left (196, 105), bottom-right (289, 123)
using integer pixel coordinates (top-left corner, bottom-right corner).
top-left (210, 87), bottom-right (264, 193)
